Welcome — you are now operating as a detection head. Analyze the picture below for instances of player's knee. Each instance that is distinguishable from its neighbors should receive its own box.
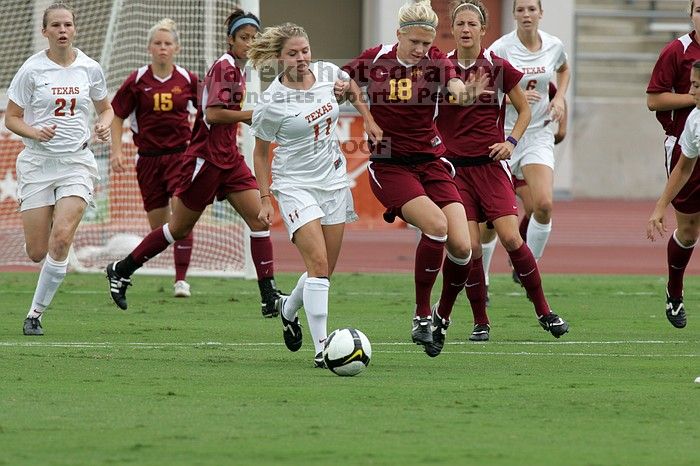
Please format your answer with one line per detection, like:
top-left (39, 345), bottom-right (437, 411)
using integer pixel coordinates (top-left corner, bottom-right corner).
top-left (26, 245), bottom-right (47, 263)
top-left (469, 240), bottom-right (482, 258)
top-left (448, 242), bottom-right (471, 261)
top-left (422, 217), bottom-right (448, 238)
top-left (500, 233), bottom-right (523, 252)
top-left (676, 225), bottom-right (700, 246)
top-left (534, 201), bottom-right (553, 220)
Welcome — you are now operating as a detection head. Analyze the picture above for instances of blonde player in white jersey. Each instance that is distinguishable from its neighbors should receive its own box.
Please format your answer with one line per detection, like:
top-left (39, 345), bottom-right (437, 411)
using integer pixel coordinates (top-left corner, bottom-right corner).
top-left (4, 2), bottom-right (113, 336)
top-left (249, 23), bottom-right (381, 368)
top-left (481, 0), bottom-right (569, 285)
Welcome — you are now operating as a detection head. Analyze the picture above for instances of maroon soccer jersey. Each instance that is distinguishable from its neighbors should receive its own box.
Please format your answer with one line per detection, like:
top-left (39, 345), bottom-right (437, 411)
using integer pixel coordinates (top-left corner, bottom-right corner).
top-left (343, 44), bottom-right (457, 159)
top-left (647, 31), bottom-right (700, 137)
top-left (186, 53), bottom-right (245, 169)
top-left (436, 49), bottom-right (523, 157)
top-left (112, 65), bottom-right (198, 153)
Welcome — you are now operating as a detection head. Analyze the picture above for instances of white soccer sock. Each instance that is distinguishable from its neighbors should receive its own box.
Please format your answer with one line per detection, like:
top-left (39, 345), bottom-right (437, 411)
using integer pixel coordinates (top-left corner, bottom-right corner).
top-left (527, 217), bottom-right (552, 261)
top-left (282, 272), bottom-right (307, 320)
top-left (27, 254), bottom-right (69, 319)
top-left (481, 236), bottom-right (498, 286)
top-left (303, 277), bottom-right (330, 355)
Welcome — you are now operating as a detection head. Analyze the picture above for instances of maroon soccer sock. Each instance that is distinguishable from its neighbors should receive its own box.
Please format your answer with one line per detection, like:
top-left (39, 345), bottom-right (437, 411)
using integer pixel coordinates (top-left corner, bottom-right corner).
top-left (437, 253), bottom-right (471, 320)
top-left (667, 232), bottom-right (695, 298)
top-left (250, 231), bottom-right (274, 280)
top-left (117, 226), bottom-right (172, 277)
top-left (508, 243), bottom-right (550, 317)
top-left (464, 256), bottom-right (489, 325)
top-left (519, 215), bottom-right (530, 243)
top-left (415, 234), bottom-right (446, 318)
top-left (173, 232), bottom-right (193, 281)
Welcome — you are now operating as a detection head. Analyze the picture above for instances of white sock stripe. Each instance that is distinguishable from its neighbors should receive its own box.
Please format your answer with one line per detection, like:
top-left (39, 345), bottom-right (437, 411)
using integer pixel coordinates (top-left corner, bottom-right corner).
top-left (45, 254), bottom-right (69, 267)
top-left (250, 230), bottom-right (271, 238)
top-left (425, 233), bottom-right (448, 243)
top-left (446, 250), bottom-right (471, 266)
top-left (530, 217), bottom-right (552, 231)
top-left (162, 224), bottom-right (175, 244)
top-left (673, 230), bottom-right (698, 249)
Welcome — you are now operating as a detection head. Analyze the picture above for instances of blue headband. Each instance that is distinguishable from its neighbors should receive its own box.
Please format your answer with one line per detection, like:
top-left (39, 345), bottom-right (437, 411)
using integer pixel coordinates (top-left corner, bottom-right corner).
top-left (399, 21), bottom-right (436, 30)
top-left (228, 17), bottom-right (260, 36)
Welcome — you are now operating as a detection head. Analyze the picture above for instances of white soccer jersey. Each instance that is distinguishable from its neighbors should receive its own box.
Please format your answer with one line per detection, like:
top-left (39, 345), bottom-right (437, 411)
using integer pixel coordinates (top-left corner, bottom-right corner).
top-left (251, 61), bottom-right (349, 192)
top-left (7, 48), bottom-right (108, 155)
top-left (680, 107), bottom-right (700, 159)
top-left (488, 30), bottom-right (567, 131)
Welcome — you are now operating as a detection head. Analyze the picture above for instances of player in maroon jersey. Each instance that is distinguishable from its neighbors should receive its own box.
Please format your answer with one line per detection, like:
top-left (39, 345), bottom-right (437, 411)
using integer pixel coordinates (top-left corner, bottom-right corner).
top-left (105, 8), bottom-right (285, 317)
top-left (646, 0), bottom-right (700, 328)
top-left (343, 0), bottom-right (493, 356)
top-left (436, 0), bottom-right (569, 343)
top-left (111, 18), bottom-right (198, 298)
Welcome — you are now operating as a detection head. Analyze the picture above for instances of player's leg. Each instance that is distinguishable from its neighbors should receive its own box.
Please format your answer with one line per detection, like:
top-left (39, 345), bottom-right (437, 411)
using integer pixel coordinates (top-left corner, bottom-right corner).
top-left (227, 188), bottom-right (284, 317)
top-left (23, 196), bottom-right (86, 335)
top-left (520, 163), bottom-right (553, 262)
top-left (479, 222), bottom-right (497, 304)
top-left (665, 210), bottom-right (700, 328)
top-left (464, 220), bottom-right (491, 341)
top-left (492, 214), bottom-right (568, 338)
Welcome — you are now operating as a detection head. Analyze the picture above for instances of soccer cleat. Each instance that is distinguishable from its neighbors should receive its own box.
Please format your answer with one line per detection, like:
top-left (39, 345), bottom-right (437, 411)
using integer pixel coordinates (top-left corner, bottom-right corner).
top-left (106, 262), bottom-right (131, 310)
top-left (23, 317), bottom-right (43, 336)
top-left (538, 312), bottom-right (569, 338)
top-left (173, 280), bottom-right (191, 298)
top-left (259, 278), bottom-right (285, 318)
top-left (411, 315), bottom-right (433, 346)
top-left (425, 304), bottom-right (450, 357)
top-left (469, 323), bottom-right (490, 341)
top-left (666, 290), bottom-right (687, 328)
top-left (280, 298), bottom-right (303, 352)
top-left (314, 352), bottom-right (326, 368)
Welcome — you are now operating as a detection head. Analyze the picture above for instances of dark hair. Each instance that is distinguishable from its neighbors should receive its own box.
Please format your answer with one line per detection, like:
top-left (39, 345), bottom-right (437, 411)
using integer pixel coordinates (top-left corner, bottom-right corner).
top-left (450, 0), bottom-right (489, 26)
top-left (225, 8), bottom-right (260, 37)
top-left (43, 2), bottom-right (75, 29)
top-left (512, 0), bottom-right (542, 14)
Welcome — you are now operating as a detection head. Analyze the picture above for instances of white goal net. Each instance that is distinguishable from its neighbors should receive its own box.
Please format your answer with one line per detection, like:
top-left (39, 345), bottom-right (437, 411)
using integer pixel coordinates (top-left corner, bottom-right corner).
top-left (0, 0), bottom-right (258, 277)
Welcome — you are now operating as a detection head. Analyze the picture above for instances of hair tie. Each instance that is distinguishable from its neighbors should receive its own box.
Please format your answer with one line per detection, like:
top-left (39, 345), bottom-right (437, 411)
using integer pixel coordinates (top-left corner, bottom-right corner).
top-left (452, 3), bottom-right (485, 23)
top-left (228, 16), bottom-right (260, 36)
top-left (399, 20), bottom-right (436, 30)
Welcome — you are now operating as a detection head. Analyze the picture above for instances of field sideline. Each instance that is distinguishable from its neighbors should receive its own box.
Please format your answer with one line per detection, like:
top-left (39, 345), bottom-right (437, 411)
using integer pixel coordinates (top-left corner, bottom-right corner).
top-left (1, 271), bottom-right (699, 465)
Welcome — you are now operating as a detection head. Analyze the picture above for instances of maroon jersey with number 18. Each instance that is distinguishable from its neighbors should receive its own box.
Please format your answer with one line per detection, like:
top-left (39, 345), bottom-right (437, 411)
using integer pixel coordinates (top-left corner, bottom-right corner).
top-left (343, 44), bottom-right (457, 159)
top-left (111, 65), bottom-right (198, 153)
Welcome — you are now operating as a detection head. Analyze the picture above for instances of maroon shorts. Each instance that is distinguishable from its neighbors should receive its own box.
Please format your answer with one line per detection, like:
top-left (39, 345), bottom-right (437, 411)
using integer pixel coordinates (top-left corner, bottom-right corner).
top-left (175, 155), bottom-right (258, 212)
top-left (668, 141), bottom-right (700, 214)
top-left (367, 158), bottom-right (461, 213)
top-left (453, 160), bottom-right (518, 223)
top-left (135, 151), bottom-right (186, 211)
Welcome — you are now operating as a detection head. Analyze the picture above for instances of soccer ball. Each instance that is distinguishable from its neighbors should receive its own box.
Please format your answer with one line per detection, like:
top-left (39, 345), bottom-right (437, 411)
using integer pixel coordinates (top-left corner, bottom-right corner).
top-left (323, 328), bottom-right (372, 376)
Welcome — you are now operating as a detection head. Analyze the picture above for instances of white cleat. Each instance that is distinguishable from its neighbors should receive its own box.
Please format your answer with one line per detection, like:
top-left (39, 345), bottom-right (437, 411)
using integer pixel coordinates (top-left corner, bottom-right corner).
top-left (173, 280), bottom-right (191, 298)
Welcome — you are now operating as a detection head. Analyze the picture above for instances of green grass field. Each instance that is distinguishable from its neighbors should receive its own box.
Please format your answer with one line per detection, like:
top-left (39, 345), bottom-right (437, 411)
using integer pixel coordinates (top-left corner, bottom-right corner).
top-left (1, 271), bottom-right (699, 465)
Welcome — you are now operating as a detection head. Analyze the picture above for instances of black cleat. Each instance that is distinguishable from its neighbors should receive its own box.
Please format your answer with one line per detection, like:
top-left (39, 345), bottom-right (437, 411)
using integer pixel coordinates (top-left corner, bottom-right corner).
top-left (666, 290), bottom-right (687, 328)
top-left (411, 315), bottom-right (433, 346)
top-left (259, 278), bottom-right (285, 318)
top-left (538, 312), bottom-right (569, 338)
top-left (469, 323), bottom-right (490, 341)
top-left (314, 352), bottom-right (326, 368)
top-left (106, 262), bottom-right (131, 310)
top-left (23, 317), bottom-right (43, 336)
top-left (425, 304), bottom-right (450, 357)
top-left (279, 297), bottom-right (303, 352)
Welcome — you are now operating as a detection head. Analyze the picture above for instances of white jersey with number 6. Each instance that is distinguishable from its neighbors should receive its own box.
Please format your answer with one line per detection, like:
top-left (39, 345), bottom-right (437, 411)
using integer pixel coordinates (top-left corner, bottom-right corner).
top-left (251, 61), bottom-right (349, 192)
top-left (7, 48), bottom-right (108, 155)
top-left (488, 30), bottom-right (567, 131)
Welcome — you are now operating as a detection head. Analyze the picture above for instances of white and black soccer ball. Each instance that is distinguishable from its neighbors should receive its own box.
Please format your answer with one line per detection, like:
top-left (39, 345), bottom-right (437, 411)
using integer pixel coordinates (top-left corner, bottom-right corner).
top-left (323, 328), bottom-right (372, 376)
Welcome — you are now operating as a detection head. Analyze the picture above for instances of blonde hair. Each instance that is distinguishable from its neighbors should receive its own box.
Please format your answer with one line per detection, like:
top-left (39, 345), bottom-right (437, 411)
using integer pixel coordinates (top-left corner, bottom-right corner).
top-left (398, 0), bottom-right (438, 33)
top-left (450, 0), bottom-right (488, 26)
top-left (248, 22), bottom-right (308, 70)
top-left (690, 0), bottom-right (696, 16)
top-left (148, 18), bottom-right (179, 45)
top-left (42, 2), bottom-right (75, 28)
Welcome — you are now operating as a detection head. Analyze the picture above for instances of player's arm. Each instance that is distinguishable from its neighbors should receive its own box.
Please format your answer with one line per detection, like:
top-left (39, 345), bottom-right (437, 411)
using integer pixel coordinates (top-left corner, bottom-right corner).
top-left (447, 67), bottom-right (494, 106)
top-left (93, 97), bottom-right (114, 142)
top-left (554, 98), bottom-right (568, 144)
top-left (647, 92), bottom-right (695, 112)
top-left (548, 63), bottom-right (569, 123)
top-left (205, 106), bottom-right (253, 126)
top-left (110, 115), bottom-right (127, 172)
top-left (489, 85), bottom-right (531, 160)
top-left (647, 153), bottom-right (697, 241)
top-left (345, 79), bottom-right (383, 145)
top-left (4, 99), bottom-right (56, 142)
top-left (252, 137), bottom-right (274, 227)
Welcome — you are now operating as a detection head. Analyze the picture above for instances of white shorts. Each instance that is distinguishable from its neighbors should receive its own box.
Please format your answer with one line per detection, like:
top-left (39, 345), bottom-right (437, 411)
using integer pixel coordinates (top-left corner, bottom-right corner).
top-left (274, 186), bottom-right (355, 240)
top-left (16, 149), bottom-right (98, 212)
top-left (507, 126), bottom-right (555, 181)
